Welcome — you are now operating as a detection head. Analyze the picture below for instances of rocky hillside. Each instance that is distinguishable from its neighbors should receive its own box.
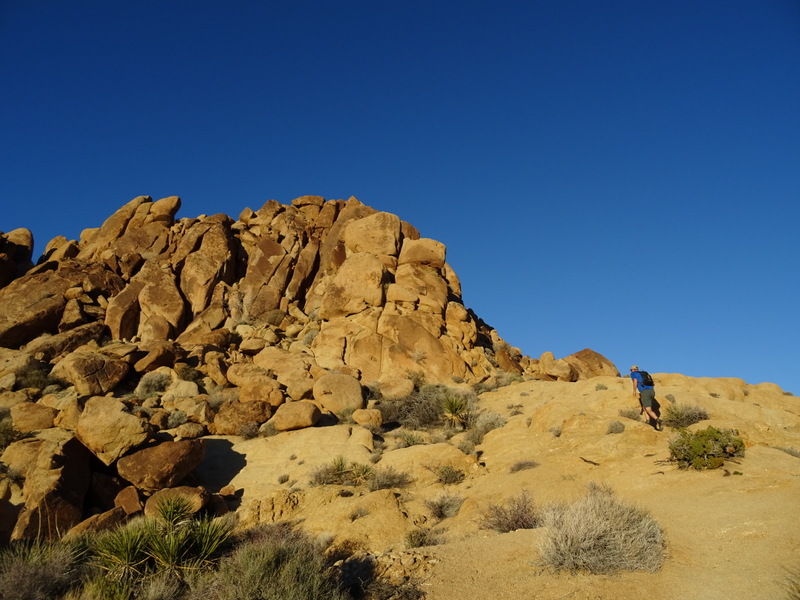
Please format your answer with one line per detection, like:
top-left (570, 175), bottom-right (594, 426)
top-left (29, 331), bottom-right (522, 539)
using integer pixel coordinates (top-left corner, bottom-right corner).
top-left (0, 195), bottom-right (616, 543)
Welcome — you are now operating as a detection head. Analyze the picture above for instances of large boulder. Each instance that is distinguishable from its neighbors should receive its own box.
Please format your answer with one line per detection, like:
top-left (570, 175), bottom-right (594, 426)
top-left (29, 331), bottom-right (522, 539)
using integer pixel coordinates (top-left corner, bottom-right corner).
top-left (116, 439), bottom-right (206, 493)
top-left (211, 400), bottom-right (272, 435)
top-left (75, 397), bottom-right (152, 465)
top-left (51, 350), bottom-right (129, 396)
top-left (312, 372), bottom-right (364, 414)
top-left (562, 348), bottom-right (620, 379)
top-left (9, 402), bottom-right (58, 433)
top-left (270, 400), bottom-right (321, 431)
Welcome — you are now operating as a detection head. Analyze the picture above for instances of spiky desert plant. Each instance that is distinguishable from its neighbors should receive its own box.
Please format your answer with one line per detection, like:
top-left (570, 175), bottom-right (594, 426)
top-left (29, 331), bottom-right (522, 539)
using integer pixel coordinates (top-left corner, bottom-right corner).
top-left (442, 394), bottom-right (471, 429)
top-left (310, 456), bottom-right (373, 487)
top-left (0, 538), bottom-right (87, 600)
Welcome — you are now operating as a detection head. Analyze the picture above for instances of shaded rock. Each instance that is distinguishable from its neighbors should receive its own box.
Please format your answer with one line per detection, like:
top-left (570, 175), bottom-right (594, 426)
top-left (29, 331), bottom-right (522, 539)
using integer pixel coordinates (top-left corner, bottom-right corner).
top-left (66, 507), bottom-right (128, 538)
top-left (117, 439), bottom-right (206, 493)
top-left (24, 322), bottom-right (108, 363)
top-left (114, 486), bottom-right (143, 515)
top-left (75, 397), bottom-right (152, 465)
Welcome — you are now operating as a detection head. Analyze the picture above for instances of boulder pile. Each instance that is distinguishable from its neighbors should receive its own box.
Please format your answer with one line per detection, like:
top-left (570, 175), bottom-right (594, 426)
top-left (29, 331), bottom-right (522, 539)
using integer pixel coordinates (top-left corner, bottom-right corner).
top-left (0, 195), bottom-right (618, 542)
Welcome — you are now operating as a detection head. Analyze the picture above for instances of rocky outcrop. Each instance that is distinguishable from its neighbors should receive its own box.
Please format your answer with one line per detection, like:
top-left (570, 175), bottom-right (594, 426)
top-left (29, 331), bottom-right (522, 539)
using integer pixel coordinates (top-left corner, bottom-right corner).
top-left (0, 194), bottom-right (621, 541)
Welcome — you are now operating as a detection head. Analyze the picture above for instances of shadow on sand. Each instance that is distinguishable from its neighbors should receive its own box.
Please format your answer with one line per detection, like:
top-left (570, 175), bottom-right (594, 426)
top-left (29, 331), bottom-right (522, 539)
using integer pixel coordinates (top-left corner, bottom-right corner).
top-left (193, 437), bottom-right (247, 496)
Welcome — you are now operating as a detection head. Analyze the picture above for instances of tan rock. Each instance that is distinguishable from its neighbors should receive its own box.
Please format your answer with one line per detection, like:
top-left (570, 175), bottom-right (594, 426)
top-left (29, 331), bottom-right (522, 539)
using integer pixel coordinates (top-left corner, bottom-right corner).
top-left (318, 252), bottom-right (386, 319)
top-left (212, 400), bottom-right (272, 435)
top-left (562, 348), bottom-right (620, 379)
top-left (24, 322), bottom-right (108, 363)
top-left (342, 211), bottom-right (401, 259)
top-left (537, 351), bottom-right (574, 381)
top-left (75, 397), bottom-right (152, 465)
top-left (313, 372), bottom-right (365, 414)
top-left (270, 400), bottom-right (321, 431)
top-left (144, 486), bottom-right (210, 517)
top-left (65, 507), bottom-right (128, 538)
top-left (114, 486), bottom-right (143, 515)
top-left (398, 237), bottom-right (446, 268)
top-left (9, 402), bottom-right (57, 433)
top-left (51, 350), bottom-right (129, 396)
top-left (352, 408), bottom-right (383, 428)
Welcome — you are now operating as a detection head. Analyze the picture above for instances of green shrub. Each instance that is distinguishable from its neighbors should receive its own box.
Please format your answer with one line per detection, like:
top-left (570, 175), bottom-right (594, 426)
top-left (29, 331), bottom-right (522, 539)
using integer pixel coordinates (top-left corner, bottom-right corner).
top-left (367, 467), bottom-right (413, 491)
top-left (14, 365), bottom-right (58, 390)
top-left (134, 371), bottom-right (171, 399)
top-left (539, 483), bottom-right (665, 574)
top-left (167, 410), bottom-right (188, 430)
top-left (668, 426), bottom-right (745, 470)
top-left (0, 418), bottom-right (20, 453)
top-left (379, 384), bottom-right (477, 431)
top-left (662, 403), bottom-right (708, 429)
top-left (509, 460), bottom-right (539, 473)
top-left (595, 383), bottom-right (608, 391)
top-left (434, 465), bottom-right (465, 485)
top-left (397, 432), bottom-right (425, 447)
top-left (606, 420), bottom-right (625, 434)
top-left (480, 491), bottom-right (539, 533)
top-left (425, 495), bottom-right (464, 521)
top-left (442, 394), bottom-right (472, 429)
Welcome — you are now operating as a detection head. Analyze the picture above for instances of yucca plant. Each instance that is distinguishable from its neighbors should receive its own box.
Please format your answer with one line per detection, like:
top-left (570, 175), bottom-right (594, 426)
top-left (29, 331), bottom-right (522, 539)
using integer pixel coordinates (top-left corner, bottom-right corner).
top-left (442, 394), bottom-right (470, 429)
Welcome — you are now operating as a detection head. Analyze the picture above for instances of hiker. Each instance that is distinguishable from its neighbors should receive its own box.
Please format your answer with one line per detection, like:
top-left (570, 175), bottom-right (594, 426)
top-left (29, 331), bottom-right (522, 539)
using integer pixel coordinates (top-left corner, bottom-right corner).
top-left (630, 365), bottom-right (662, 430)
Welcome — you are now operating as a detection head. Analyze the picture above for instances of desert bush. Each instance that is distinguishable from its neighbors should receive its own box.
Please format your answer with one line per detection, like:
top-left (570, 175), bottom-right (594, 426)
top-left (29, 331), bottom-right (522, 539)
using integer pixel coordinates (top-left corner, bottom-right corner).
top-left (425, 495), bottom-right (465, 520)
top-left (310, 456), bottom-right (373, 487)
top-left (397, 432), bottom-right (425, 447)
top-left (190, 523), bottom-right (349, 600)
top-left (404, 528), bottom-right (442, 549)
top-left (595, 383), bottom-right (608, 391)
top-left (175, 364), bottom-right (204, 384)
top-left (167, 410), bottom-right (188, 430)
top-left (462, 411), bottom-right (506, 447)
top-left (90, 495), bottom-right (233, 594)
top-left (367, 467), bottom-right (413, 491)
top-left (442, 394), bottom-right (472, 429)
top-left (509, 460), bottom-right (539, 473)
top-left (664, 393), bottom-right (676, 404)
top-left (539, 483), bottom-right (665, 574)
top-left (434, 465), bottom-right (465, 485)
top-left (14, 364), bottom-right (58, 390)
top-left (618, 407), bottom-right (641, 422)
top-left (0, 538), bottom-right (87, 600)
top-left (237, 422), bottom-right (260, 440)
top-left (480, 491), bottom-right (539, 533)
top-left (550, 426), bottom-right (562, 438)
top-left (0, 417), bottom-right (20, 453)
top-left (606, 420), bottom-right (625, 434)
top-left (661, 403), bottom-right (708, 429)
top-left (668, 426), bottom-right (745, 470)
top-left (134, 371), bottom-right (171, 399)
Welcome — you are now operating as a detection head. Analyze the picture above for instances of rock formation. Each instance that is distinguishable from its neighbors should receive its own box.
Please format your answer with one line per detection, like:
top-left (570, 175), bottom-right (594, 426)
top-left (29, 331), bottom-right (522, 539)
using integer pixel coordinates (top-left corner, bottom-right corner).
top-left (0, 195), bottom-right (619, 542)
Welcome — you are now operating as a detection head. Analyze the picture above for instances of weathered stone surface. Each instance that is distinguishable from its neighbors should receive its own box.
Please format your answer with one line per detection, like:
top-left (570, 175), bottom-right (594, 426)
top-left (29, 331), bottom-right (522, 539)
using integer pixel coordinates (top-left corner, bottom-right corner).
top-left (66, 506), bottom-right (128, 538)
top-left (211, 401), bottom-right (272, 435)
top-left (51, 350), bottom-right (129, 396)
top-left (352, 408), bottom-right (383, 428)
top-left (117, 439), bottom-right (206, 493)
top-left (318, 252), bottom-right (386, 320)
top-left (253, 346), bottom-right (316, 400)
top-left (398, 237), bottom-right (446, 268)
top-left (24, 322), bottom-right (108, 363)
top-left (270, 400), bottom-right (321, 431)
top-left (75, 397), bottom-right (152, 465)
top-left (537, 351), bottom-right (574, 381)
top-left (114, 486), bottom-right (143, 515)
top-left (562, 348), bottom-right (620, 379)
top-left (10, 432), bottom-right (92, 541)
top-left (313, 372), bottom-right (364, 414)
top-left (9, 402), bottom-right (58, 432)
top-left (342, 211), bottom-right (401, 259)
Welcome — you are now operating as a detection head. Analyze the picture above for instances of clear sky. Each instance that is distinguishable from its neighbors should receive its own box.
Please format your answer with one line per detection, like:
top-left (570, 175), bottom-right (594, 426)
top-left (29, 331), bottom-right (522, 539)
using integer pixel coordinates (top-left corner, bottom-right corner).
top-left (2, 1), bottom-right (798, 394)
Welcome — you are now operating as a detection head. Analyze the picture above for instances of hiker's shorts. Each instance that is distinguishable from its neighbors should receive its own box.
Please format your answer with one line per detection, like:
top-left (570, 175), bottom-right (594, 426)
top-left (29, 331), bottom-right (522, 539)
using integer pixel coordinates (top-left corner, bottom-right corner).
top-left (640, 388), bottom-right (656, 408)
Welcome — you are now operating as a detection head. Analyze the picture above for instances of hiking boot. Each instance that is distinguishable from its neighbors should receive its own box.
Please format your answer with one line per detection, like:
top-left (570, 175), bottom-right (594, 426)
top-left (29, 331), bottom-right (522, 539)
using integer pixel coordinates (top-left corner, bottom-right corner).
top-left (655, 419), bottom-right (663, 431)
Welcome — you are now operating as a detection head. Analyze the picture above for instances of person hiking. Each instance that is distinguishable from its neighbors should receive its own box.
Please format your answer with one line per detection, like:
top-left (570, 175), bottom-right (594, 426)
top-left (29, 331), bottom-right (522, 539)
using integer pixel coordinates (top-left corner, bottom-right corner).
top-left (630, 365), bottom-right (662, 430)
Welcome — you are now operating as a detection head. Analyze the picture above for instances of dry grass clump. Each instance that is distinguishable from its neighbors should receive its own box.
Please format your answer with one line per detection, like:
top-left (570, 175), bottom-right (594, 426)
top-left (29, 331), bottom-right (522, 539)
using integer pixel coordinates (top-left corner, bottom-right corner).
top-left (509, 460), bottom-right (539, 473)
top-left (480, 491), bottom-right (539, 533)
top-left (661, 403), bottom-right (708, 429)
top-left (434, 465), bottom-right (465, 485)
top-left (425, 495), bottom-right (465, 521)
top-left (367, 467), bottom-right (413, 491)
top-left (404, 528), bottom-right (442, 549)
top-left (379, 384), bottom-right (476, 430)
top-left (538, 483), bottom-right (665, 574)
top-left (310, 457), bottom-right (373, 487)
top-left (0, 539), bottom-right (86, 600)
top-left (606, 420), bottom-right (625, 434)
top-left (618, 407), bottom-right (642, 421)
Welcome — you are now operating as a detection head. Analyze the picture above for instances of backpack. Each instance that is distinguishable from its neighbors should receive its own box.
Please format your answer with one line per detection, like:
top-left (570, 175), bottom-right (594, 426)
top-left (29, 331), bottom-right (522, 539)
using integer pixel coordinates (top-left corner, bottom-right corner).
top-left (639, 370), bottom-right (654, 387)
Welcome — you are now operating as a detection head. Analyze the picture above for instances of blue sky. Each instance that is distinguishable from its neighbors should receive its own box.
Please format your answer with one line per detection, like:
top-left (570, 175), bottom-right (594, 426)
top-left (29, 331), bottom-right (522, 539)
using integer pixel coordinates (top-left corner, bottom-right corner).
top-left (2, 1), bottom-right (798, 393)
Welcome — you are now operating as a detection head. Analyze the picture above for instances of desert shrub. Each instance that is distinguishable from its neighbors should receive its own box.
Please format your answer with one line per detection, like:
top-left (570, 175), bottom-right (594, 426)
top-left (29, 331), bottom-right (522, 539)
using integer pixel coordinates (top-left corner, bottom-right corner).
top-left (0, 417), bottom-right (20, 453)
top-left (509, 460), bottom-right (539, 473)
top-left (425, 495), bottom-right (464, 520)
top-left (481, 491), bottom-right (539, 533)
top-left (367, 467), bottom-right (413, 491)
top-left (349, 507), bottom-right (369, 522)
top-left (661, 403), bottom-right (708, 429)
top-left (664, 393), bottom-right (676, 404)
top-left (167, 410), bottom-right (188, 430)
top-left (442, 394), bottom-right (472, 429)
top-left (397, 432), bottom-right (425, 447)
top-left (0, 538), bottom-right (87, 600)
top-left (618, 407), bottom-right (641, 421)
top-left (378, 384), bottom-right (445, 430)
top-left (668, 426), bottom-right (745, 470)
top-left (550, 426), bottom-right (562, 438)
top-left (775, 446), bottom-right (800, 459)
top-left (462, 411), bottom-right (506, 447)
top-left (175, 363), bottom-right (204, 384)
top-left (14, 365), bottom-right (58, 390)
top-left (606, 420), bottom-right (625, 434)
top-left (595, 383), bottom-right (608, 391)
top-left (310, 456), bottom-right (373, 487)
top-left (134, 371), bottom-right (171, 399)
top-left (539, 483), bottom-right (665, 574)
top-left (90, 495), bottom-right (233, 593)
top-left (237, 422), bottom-right (260, 440)
top-left (190, 523), bottom-right (349, 600)
top-left (404, 528), bottom-right (442, 549)
top-left (435, 465), bottom-right (465, 485)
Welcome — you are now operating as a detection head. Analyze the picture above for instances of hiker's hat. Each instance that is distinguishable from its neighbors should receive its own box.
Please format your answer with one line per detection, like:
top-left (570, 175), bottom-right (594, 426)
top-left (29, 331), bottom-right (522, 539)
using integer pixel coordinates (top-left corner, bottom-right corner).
top-left (630, 365), bottom-right (639, 371)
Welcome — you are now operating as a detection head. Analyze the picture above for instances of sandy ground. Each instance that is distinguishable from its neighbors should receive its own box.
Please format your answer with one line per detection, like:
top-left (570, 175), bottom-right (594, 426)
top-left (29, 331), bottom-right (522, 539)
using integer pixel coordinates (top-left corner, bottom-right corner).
top-left (195, 375), bottom-right (800, 600)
